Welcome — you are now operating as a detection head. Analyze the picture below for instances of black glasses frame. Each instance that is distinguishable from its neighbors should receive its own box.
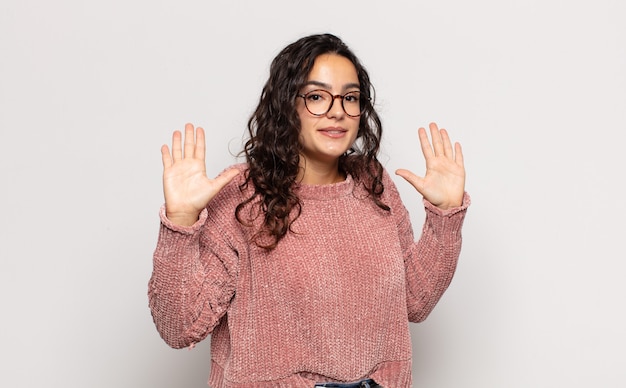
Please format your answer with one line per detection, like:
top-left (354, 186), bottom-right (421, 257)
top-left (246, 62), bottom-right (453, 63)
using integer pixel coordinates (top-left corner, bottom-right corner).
top-left (297, 89), bottom-right (371, 118)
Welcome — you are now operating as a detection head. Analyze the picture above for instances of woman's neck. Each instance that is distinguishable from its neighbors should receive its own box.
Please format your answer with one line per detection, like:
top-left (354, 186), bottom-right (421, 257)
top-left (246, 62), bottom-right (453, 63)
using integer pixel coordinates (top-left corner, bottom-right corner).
top-left (297, 158), bottom-right (345, 185)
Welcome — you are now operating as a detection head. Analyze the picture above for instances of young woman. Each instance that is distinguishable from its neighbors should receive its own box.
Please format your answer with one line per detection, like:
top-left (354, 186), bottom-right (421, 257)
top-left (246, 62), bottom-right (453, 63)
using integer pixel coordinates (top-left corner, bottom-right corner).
top-left (149, 33), bottom-right (469, 388)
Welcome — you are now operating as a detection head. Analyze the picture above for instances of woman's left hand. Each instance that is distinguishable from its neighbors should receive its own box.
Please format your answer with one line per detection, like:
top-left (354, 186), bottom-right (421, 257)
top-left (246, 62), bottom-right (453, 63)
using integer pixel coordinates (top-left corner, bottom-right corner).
top-left (395, 122), bottom-right (466, 210)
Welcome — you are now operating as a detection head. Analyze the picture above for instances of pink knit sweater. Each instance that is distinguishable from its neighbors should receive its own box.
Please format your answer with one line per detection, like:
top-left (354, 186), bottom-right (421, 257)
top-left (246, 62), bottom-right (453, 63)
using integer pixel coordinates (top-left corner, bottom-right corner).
top-left (148, 164), bottom-right (469, 387)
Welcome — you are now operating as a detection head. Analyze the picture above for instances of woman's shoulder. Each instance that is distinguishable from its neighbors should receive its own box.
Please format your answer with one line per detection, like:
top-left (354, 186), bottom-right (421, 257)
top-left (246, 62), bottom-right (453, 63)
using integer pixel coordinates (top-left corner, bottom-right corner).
top-left (352, 161), bottom-right (398, 192)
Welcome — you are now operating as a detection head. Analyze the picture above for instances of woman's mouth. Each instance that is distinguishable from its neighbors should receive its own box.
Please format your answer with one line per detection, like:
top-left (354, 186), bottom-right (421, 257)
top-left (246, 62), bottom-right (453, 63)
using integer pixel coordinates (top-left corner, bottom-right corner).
top-left (318, 127), bottom-right (347, 138)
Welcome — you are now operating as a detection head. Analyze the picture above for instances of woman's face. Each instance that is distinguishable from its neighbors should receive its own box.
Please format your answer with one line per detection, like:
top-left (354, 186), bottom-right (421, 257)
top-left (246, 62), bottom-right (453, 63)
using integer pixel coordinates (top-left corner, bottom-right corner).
top-left (296, 53), bottom-right (361, 170)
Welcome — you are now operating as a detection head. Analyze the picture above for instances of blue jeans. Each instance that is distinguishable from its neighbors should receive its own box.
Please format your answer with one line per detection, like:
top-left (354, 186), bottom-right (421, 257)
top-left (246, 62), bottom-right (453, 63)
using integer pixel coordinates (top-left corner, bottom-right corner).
top-left (314, 379), bottom-right (380, 388)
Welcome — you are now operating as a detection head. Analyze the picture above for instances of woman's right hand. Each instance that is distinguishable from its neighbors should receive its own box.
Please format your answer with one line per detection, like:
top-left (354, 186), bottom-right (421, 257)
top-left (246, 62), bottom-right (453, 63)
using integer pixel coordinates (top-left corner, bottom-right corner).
top-left (161, 123), bottom-right (239, 226)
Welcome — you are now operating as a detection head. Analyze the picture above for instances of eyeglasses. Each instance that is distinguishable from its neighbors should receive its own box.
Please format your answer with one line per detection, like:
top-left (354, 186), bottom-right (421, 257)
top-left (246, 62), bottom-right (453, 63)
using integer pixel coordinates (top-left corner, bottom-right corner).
top-left (297, 89), bottom-right (369, 117)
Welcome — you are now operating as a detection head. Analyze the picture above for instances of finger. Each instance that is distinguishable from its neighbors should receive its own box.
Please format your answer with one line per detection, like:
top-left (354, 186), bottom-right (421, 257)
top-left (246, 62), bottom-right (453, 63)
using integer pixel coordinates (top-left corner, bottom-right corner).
top-left (395, 168), bottom-right (425, 195)
top-left (440, 128), bottom-right (454, 159)
top-left (161, 144), bottom-right (173, 168)
top-left (418, 127), bottom-right (434, 160)
top-left (172, 130), bottom-right (183, 162)
top-left (429, 122), bottom-right (445, 157)
top-left (195, 127), bottom-right (206, 161)
top-left (183, 123), bottom-right (195, 159)
top-left (454, 142), bottom-right (464, 167)
top-left (212, 168), bottom-right (240, 192)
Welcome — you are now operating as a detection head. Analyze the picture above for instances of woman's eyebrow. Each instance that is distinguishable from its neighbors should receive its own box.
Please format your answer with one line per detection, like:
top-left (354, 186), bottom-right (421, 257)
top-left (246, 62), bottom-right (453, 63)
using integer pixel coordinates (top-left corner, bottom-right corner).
top-left (304, 80), bottom-right (360, 91)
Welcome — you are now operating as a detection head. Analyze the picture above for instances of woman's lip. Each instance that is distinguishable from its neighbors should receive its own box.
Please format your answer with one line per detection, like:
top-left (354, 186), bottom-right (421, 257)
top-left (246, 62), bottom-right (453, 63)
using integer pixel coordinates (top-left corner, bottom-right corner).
top-left (318, 127), bottom-right (347, 137)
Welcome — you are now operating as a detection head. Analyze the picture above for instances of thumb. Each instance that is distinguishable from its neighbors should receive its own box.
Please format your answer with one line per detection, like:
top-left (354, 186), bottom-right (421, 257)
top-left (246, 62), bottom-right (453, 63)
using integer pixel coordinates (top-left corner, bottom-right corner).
top-left (395, 169), bottom-right (425, 195)
top-left (212, 168), bottom-right (240, 191)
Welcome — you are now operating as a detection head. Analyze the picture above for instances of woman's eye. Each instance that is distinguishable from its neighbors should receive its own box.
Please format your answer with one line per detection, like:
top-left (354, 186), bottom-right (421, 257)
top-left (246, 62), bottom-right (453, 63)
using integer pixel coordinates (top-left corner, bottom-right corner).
top-left (344, 94), bottom-right (360, 103)
top-left (306, 93), bottom-right (327, 102)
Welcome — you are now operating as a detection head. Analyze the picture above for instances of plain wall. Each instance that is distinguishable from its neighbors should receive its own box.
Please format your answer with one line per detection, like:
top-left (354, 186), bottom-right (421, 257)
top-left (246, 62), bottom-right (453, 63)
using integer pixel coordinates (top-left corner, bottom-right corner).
top-left (1, 0), bottom-right (625, 387)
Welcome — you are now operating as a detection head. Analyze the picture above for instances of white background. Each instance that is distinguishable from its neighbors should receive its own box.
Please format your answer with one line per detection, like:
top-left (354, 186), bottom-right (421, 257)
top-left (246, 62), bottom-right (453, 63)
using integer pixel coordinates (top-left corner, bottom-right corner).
top-left (1, 1), bottom-right (625, 387)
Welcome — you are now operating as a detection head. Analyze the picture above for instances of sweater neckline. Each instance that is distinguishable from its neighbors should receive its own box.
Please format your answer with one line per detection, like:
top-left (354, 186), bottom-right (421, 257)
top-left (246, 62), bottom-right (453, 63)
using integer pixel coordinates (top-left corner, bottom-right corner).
top-left (294, 174), bottom-right (355, 200)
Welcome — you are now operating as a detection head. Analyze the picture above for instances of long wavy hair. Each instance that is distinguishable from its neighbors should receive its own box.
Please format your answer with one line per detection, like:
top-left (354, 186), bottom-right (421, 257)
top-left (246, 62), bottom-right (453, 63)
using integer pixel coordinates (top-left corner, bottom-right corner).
top-left (236, 33), bottom-right (389, 250)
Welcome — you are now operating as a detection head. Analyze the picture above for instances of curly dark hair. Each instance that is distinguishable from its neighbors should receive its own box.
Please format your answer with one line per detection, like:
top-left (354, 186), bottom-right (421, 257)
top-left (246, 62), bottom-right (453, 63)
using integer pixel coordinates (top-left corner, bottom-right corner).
top-left (236, 33), bottom-right (389, 250)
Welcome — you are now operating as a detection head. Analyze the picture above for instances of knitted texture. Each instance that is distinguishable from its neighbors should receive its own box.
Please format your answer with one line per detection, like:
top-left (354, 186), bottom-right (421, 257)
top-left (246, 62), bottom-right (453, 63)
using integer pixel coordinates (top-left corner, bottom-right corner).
top-left (148, 164), bottom-right (469, 387)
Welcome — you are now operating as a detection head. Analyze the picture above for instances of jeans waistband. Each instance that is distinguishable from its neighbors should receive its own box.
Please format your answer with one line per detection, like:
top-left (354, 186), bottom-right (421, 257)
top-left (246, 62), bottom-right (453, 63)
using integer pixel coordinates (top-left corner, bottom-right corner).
top-left (314, 379), bottom-right (377, 388)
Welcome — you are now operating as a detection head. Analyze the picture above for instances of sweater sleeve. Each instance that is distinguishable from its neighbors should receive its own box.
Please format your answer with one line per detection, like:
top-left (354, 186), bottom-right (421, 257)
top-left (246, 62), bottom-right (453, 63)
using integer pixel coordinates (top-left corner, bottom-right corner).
top-left (384, 172), bottom-right (470, 323)
top-left (148, 197), bottom-right (242, 349)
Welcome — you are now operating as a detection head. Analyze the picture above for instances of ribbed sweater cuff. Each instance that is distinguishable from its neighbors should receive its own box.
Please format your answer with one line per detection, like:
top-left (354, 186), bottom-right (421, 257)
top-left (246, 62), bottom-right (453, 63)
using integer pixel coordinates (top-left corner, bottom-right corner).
top-left (423, 192), bottom-right (470, 242)
top-left (423, 192), bottom-right (471, 217)
top-left (159, 204), bottom-right (208, 234)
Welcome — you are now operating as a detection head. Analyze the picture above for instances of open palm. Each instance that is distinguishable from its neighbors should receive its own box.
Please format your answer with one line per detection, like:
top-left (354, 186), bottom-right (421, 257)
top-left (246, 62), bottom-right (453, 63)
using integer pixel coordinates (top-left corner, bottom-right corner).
top-left (396, 122), bottom-right (465, 210)
top-left (161, 123), bottom-right (239, 226)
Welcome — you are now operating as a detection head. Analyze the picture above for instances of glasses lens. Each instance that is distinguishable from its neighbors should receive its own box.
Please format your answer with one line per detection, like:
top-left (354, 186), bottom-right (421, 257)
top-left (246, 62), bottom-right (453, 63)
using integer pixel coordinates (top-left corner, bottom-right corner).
top-left (343, 91), bottom-right (364, 117)
top-left (303, 90), bottom-right (333, 115)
